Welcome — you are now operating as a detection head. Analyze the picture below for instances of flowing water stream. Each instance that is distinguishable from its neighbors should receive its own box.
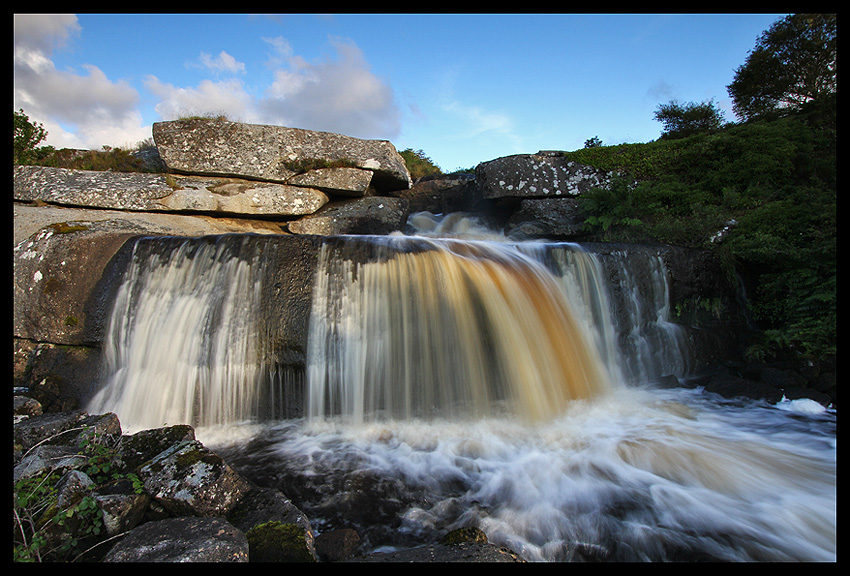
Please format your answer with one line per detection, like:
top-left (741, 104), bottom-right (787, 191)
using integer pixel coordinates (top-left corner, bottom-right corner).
top-left (87, 214), bottom-right (836, 561)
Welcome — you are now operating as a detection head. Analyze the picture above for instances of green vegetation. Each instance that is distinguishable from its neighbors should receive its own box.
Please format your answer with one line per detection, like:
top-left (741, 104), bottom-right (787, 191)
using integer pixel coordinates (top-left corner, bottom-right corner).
top-left (568, 95), bottom-right (835, 360)
top-left (728, 14), bottom-right (836, 122)
top-left (14, 109), bottom-right (160, 172)
top-left (14, 109), bottom-right (54, 165)
top-left (399, 148), bottom-right (442, 180)
top-left (567, 14), bottom-right (836, 362)
top-left (14, 428), bottom-right (144, 562)
top-left (653, 99), bottom-right (727, 140)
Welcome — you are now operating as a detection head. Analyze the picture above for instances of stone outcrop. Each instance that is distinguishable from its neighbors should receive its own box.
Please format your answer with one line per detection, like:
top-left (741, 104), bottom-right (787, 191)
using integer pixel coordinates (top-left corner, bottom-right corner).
top-left (13, 399), bottom-right (518, 562)
top-left (103, 517), bottom-right (250, 562)
top-left (388, 172), bottom-right (478, 214)
top-left (15, 165), bottom-right (330, 217)
top-left (505, 197), bottom-right (585, 240)
top-left (152, 118), bottom-right (412, 193)
top-left (475, 151), bottom-right (611, 200)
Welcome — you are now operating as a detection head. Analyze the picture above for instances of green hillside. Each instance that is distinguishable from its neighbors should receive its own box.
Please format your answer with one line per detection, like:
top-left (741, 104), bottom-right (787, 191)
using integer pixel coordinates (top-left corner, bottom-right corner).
top-left (565, 96), bottom-right (836, 361)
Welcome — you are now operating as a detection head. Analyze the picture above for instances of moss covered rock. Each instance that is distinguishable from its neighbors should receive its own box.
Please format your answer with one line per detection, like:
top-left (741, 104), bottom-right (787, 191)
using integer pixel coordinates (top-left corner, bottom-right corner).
top-left (246, 521), bottom-right (317, 562)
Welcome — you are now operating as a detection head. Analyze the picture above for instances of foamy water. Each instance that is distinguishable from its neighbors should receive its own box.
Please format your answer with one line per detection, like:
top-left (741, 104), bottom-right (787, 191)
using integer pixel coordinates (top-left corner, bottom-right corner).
top-left (208, 386), bottom-right (835, 562)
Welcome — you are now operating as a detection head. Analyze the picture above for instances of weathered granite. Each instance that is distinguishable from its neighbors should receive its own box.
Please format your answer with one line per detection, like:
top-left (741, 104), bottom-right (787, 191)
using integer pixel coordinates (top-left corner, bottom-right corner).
top-left (476, 151), bottom-right (612, 200)
top-left (287, 196), bottom-right (409, 235)
top-left (138, 439), bottom-right (251, 517)
top-left (152, 118), bottom-right (412, 193)
top-left (103, 517), bottom-right (250, 562)
top-left (288, 166), bottom-right (375, 197)
top-left (15, 165), bottom-right (329, 217)
top-left (13, 204), bottom-right (287, 246)
top-left (505, 197), bottom-right (587, 240)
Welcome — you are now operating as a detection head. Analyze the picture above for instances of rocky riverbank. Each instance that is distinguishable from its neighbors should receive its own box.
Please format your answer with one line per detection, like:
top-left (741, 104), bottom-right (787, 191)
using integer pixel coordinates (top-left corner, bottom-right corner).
top-left (13, 395), bottom-right (524, 562)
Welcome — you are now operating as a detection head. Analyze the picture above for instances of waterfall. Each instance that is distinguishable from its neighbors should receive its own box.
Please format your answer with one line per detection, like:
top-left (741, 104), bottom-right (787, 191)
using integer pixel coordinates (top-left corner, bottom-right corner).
top-left (88, 235), bottom-right (270, 431)
top-left (90, 218), bottom-right (695, 430)
top-left (306, 238), bottom-right (613, 422)
top-left (306, 232), bottom-right (696, 424)
top-left (87, 222), bottom-right (834, 562)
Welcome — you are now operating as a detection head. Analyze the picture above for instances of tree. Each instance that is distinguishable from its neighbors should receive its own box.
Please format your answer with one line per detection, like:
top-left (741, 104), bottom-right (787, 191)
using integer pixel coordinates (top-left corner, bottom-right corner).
top-left (653, 99), bottom-right (726, 139)
top-left (727, 14), bottom-right (836, 121)
top-left (584, 136), bottom-right (603, 148)
top-left (13, 109), bottom-right (53, 165)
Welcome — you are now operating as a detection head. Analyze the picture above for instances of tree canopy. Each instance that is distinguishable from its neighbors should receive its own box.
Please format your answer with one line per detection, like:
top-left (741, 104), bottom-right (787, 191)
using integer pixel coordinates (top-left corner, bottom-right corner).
top-left (727, 13), bottom-right (836, 121)
top-left (13, 109), bottom-right (52, 165)
top-left (653, 99), bottom-right (726, 140)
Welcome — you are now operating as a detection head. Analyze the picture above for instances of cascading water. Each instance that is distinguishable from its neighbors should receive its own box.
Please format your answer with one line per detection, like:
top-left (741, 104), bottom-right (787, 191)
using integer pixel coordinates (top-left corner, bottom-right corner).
top-left (306, 238), bottom-right (613, 423)
top-left (89, 213), bottom-right (836, 562)
top-left (88, 236), bottom-right (270, 431)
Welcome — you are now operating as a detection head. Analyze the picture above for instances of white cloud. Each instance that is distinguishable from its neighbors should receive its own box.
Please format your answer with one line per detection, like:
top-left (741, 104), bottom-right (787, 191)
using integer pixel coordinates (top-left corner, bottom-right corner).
top-left (13, 17), bottom-right (403, 150)
top-left (195, 51), bottom-right (246, 75)
top-left (256, 35), bottom-right (401, 140)
top-left (145, 76), bottom-right (256, 122)
top-left (13, 14), bottom-right (80, 54)
top-left (13, 14), bottom-right (150, 149)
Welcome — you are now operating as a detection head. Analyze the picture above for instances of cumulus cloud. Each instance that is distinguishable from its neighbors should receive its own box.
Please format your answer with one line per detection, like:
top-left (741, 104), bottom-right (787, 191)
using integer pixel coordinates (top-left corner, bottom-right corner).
top-left (13, 14), bottom-right (150, 149)
top-left (145, 76), bottom-right (257, 123)
top-left (13, 16), bottom-right (403, 149)
top-left (194, 51), bottom-right (246, 75)
top-left (256, 35), bottom-right (401, 140)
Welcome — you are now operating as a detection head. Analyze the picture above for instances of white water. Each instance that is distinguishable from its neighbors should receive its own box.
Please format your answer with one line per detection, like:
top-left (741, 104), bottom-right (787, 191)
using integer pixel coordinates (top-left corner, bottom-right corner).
top-left (89, 214), bottom-right (836, 561)
top-left (88, 236), bottom-right (267, 432)
top-left (215, 386), bottom-right (834, 561)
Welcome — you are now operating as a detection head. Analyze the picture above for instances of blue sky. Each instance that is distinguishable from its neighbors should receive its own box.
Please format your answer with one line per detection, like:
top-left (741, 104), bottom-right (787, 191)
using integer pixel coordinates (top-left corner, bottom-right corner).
top-left (14, 13), bottom-right (786, 172)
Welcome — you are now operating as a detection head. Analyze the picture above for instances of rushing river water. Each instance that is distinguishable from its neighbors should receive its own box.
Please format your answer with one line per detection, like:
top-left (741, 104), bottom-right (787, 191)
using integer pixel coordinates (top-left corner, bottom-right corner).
top-left (207, 386), bottom-right (835, 562)
top-left (89, 213), bottom-right (836, 561)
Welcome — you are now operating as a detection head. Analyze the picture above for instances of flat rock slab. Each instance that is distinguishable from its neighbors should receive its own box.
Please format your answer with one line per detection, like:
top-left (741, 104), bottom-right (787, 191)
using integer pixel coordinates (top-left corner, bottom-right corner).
top-left (13, 203), bottom-right (286, 246)
top-left (153, 118), bottom-right (412, 193)
top-left (476, 151), bottom-right (612, 199)
top-left (15, 165), bottom-right (328, 217)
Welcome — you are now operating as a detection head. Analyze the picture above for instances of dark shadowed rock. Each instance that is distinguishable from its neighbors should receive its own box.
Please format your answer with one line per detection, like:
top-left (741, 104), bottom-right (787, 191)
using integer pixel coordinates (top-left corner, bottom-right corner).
top-left (505, 197), bottom-right (586, 240)
top-left (390, 173), bottom-right (478, 213)
top-left (315, 529), bottom-right (362, 562)
top-left (703, 372), bottom-right (784, 404)
top-left (287, 196), bottom-right (409, 235)
top-left (103, 517), bottom-right (249, 562)
top-left (356, 542), bottom-right (526, 562)
top-left (227, 486), bottom-right (316, 559)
